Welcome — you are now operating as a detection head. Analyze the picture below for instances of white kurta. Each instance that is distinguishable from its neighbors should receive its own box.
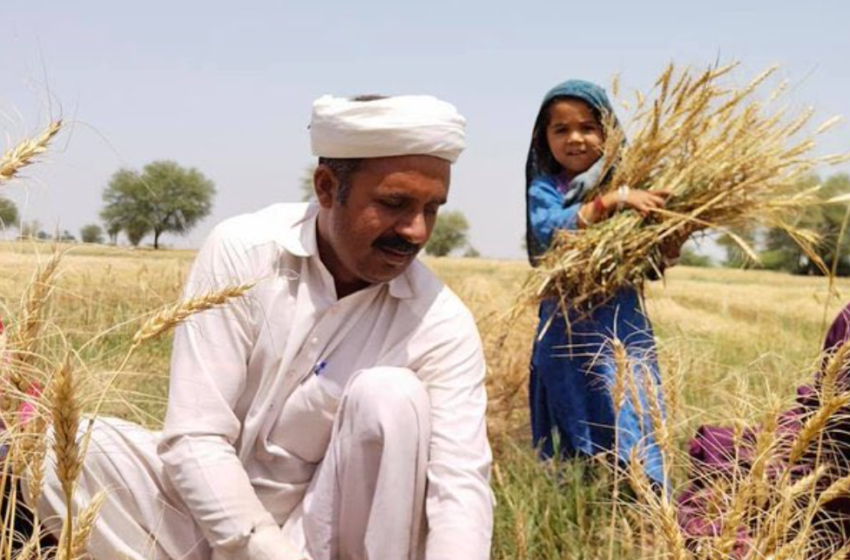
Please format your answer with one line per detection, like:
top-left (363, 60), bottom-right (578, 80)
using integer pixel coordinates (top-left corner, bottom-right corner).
top-left (37, 202), bottom-right (493, 560)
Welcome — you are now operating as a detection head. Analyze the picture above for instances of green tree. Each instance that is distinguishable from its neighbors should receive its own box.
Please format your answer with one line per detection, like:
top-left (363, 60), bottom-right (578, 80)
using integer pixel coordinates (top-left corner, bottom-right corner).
top-left (101, 161), bottom-right (216, 249)
top-left (425, 210), bottom-right (470, 257)
top-left (463, 246), bottom-right (481, 258)
top-left (300, 164), bottom-right (317, 202)
top-left (80, 224), bottom-right (105, 244)
top-left (18, 220), bottom-right (41, 240)
top-left (106, 221), bottom-right (121, 245)
top-left (761, 174), bottom-right (850, 275)
top-left (680, 246), bottom-right (712, 268)
top-left (0, 197), bottom-right (18, 228)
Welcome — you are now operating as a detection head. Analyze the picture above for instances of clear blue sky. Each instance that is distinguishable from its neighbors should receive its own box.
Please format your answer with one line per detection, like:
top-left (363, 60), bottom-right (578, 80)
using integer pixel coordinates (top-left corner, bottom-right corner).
top-left (3, 1), bottom-right (849, 258)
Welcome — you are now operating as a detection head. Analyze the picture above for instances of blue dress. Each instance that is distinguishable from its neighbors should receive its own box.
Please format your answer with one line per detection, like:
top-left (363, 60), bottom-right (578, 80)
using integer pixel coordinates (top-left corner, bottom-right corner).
top-left (528, 173), bottom-right (665, 484)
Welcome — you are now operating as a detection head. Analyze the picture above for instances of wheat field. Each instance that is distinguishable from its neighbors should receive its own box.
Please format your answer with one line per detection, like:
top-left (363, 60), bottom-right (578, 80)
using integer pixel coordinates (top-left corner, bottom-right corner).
top-left (2, 240), bottom-right (849, 559)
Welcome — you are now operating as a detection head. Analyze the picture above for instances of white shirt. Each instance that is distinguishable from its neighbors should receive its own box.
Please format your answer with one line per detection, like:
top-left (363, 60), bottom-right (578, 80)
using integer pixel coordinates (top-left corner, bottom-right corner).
top-left (158, 202), bottom-right (493, 560)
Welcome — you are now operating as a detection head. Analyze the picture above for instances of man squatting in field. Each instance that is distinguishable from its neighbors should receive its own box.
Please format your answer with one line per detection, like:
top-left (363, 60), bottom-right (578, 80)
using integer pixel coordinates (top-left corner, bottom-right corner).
top-left (28, 95), bottom-right (494, 560)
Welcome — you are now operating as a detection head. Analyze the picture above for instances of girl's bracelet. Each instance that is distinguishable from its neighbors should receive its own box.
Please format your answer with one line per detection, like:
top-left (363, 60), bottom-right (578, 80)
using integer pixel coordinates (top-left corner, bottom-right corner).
top-left (592, 196), bottom-right (606, 217)
top-left (577, 207), bottom-right (590, 228)
top-left (617, 185), bottom-right (630, 212)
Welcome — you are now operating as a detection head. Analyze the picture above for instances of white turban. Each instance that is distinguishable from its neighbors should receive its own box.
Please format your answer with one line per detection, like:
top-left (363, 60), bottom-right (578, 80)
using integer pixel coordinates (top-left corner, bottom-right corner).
top-left (310, 95), bottom-right (466, 163)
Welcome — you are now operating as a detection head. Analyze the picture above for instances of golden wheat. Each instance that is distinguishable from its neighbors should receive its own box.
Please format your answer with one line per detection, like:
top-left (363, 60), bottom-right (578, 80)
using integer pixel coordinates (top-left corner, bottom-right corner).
top-left (131, 282), bottom-right (256, 347)
top-left (0, 121), bottom-right (62, 183)
top-left (64, 490), bottom-right (106, 560)
top-left (50, 355), bottom-right (82, 500)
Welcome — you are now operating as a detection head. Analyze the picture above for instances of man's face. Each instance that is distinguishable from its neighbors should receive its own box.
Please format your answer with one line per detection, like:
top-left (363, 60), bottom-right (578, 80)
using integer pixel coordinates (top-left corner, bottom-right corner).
top-left (315, 155), bottom-right (450, 295)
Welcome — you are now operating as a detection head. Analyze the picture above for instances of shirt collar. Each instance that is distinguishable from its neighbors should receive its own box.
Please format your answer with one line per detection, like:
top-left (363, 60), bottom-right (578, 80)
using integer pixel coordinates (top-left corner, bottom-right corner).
top-left (281, 202), bottom-right (416, 300)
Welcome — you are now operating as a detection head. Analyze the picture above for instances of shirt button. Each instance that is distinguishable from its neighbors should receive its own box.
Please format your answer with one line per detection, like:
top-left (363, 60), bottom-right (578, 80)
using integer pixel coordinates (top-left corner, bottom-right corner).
top-left (311, 337), bottom-right (319, 345)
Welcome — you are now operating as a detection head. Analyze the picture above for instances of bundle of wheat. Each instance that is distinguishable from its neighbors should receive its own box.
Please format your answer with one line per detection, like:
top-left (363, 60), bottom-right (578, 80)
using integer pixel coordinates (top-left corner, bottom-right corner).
top-left (528, 63), bottom-right (848, 314)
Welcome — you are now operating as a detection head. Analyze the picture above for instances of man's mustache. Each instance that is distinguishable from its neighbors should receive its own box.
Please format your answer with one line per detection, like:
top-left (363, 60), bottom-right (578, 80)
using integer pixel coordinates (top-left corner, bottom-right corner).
top-left (373, 235), bottom-right (421, 255)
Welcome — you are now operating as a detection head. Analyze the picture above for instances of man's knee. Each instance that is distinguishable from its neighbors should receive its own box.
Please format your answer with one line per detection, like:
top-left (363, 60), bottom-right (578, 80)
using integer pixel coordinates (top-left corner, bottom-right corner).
top-left (344, 367), bottom-right (430, 431)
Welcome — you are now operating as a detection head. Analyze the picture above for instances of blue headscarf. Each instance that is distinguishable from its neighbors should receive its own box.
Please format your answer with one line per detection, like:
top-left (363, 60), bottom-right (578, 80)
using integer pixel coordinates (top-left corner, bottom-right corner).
top-left (524, 80), bottom-right (618, 263)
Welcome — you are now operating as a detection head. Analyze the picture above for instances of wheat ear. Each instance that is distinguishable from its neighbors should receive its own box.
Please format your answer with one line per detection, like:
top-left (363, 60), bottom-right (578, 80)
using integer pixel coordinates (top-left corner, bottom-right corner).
top-left (132, 282), bottom-right (256, 347)
top-left (51, 355), bottom-right (82, 560)
top-left (58, 490), bottom-right (106, 560)
top-left (627, 450), bottom-right (687, 560)
top-left (787, 394), bottom-right (850, 465)
top-left (0, 121), bottom-right (62, 183)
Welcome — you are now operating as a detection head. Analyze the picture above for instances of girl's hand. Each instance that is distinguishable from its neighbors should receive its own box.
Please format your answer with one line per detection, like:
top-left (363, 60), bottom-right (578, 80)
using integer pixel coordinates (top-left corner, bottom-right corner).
top-left (625, 189), bottom-right (670, 217)
top-left (579, 189), bottom-right (672, 228)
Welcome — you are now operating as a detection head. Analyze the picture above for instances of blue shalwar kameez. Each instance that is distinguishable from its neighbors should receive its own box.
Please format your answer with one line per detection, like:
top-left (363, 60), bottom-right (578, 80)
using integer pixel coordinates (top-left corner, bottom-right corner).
top-left (525, 81), bottom-right (665, 483)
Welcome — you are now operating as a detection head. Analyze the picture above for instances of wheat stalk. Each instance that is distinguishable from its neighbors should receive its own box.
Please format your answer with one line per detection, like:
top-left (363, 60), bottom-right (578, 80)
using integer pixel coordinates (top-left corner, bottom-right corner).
top-left (11, 248), bottom-right (64, 379)
top-left (818, 473), bottom-right (850, 508)
top-left (56, 489), bottom-right (107, 560)
top-left (787, 394), bottom-right (850, 466)
top-left (82, 280), bottom-right (258, 459)
top-left (25, 415), bottom-right (49, 508)
top-left (609, 338), bottom-right (629, 560)
top-left (0, 120), bottom-right (62, 183)
top-left (50, 353), bottom-right (82, 560)
top-left (131, 281), bottom-right (256, 347)
top-left (627, 449), bottom-right (687, 560)
top-left (820, 338), bottom-right (850, 403)
top-left (14, 532), bottom-right (42, 560)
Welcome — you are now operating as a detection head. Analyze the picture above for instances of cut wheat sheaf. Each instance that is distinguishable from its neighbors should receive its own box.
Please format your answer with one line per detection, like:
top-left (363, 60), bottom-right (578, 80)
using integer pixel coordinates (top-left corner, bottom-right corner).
top-left (527, 63), bottom-right (850, 315)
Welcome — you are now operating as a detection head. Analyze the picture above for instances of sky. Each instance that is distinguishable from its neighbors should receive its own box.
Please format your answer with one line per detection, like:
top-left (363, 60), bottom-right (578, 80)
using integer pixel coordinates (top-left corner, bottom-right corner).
top-left (2, 1), bottom-right (849, 259)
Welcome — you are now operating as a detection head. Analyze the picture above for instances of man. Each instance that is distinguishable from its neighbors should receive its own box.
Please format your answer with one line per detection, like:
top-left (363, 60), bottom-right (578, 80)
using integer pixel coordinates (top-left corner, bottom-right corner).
top-left (34, 94), bottom-right (493, 560)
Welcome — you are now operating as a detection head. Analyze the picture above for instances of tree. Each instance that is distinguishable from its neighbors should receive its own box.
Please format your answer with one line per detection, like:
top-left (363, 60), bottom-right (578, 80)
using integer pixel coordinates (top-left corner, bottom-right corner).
top-left (300, 164), bottom-right (317, 202)
top-left (761, 174), bottom-right (850, 275)
top-left (80, 224), bottom-right (105, 244)
top-left (101, 161), bottom-right (216, 249)
top-left (0, 197), bottom-right (18, 228)
top-left (679, 246), bottom-right (712, 268)
top-left (106, 221), bottom-right (121, 245)
top-left (463, 246), bottom-right (481, 258)
top-left (18, 220), bottom-right (42, 240)
top-left (425, 210), bottom-right (470, 257)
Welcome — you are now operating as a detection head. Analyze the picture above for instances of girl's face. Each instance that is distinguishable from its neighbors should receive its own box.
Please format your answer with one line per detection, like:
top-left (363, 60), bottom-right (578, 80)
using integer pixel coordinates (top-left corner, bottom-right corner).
top-left (545, 98), bottom-right (605, 179)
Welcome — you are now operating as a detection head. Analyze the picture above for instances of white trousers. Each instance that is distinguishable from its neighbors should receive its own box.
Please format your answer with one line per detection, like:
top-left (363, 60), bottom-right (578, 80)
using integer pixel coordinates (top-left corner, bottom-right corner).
top-left (32, 367), bottom-right (431, 560)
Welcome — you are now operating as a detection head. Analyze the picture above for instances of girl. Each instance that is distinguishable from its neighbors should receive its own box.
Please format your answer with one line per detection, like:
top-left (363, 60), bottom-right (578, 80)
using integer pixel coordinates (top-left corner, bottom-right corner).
top-left (525, 79), bottom-right (678, 484)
